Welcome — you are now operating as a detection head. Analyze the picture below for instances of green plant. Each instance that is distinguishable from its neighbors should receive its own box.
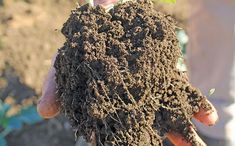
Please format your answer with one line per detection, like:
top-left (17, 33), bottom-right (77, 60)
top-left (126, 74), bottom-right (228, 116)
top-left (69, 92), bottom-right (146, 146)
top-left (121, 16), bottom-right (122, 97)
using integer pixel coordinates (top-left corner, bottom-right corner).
top-left (176, 29), bottom-right (188, 71)
top-left (0, 100), bottom-right (42, 146)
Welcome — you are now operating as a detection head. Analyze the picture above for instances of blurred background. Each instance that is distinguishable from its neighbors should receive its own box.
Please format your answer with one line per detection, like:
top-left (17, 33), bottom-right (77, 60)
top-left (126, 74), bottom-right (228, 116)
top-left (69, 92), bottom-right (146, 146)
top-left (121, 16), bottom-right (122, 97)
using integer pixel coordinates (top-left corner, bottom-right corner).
top-left (0, 0), bottom-right (196, 146)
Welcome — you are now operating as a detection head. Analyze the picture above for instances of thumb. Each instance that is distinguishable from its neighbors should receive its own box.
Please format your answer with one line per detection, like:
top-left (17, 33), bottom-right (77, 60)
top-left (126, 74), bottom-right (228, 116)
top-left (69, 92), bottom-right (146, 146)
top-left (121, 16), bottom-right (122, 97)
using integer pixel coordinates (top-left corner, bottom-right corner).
top-left (37, 55), bottom-right (60, 119)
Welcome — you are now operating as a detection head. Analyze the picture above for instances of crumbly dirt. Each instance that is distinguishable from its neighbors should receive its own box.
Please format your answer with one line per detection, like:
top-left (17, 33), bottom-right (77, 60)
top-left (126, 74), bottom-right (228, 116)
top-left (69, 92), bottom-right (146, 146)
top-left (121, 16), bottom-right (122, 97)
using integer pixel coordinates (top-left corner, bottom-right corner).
top-left (55, 0), bottom-right (211, 145)
top-left (0, 0), bottom-right (191, 146)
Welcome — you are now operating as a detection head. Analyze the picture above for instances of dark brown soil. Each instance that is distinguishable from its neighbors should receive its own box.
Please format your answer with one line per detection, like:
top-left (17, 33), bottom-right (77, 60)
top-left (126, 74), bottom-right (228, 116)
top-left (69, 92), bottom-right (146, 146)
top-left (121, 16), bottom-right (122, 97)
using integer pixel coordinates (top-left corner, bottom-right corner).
top-left (54, 0), bottom-right (211, 145)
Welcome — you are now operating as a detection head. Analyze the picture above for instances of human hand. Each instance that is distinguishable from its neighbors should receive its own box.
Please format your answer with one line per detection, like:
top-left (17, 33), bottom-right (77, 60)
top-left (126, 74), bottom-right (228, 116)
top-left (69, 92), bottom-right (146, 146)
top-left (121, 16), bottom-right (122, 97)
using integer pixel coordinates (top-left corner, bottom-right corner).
top-left (37, 54), bottom-right (60, 119)
top-left (37, 53), bottom-right (218, 146)
top-left (37, 0), bottom-right (218, 145)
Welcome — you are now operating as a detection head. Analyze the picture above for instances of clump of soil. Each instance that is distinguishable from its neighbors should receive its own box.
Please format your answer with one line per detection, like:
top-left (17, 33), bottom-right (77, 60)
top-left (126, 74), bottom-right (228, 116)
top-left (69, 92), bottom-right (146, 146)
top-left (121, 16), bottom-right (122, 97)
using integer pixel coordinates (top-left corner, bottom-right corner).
top-left (54, 0), bottom-right (211, 145)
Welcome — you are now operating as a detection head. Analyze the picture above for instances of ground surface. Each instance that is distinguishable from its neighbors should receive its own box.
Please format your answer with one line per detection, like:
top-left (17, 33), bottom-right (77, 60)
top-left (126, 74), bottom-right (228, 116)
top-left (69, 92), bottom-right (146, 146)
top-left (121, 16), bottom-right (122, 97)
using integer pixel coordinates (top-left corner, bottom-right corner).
top-left (0, 0), bottom-right (188, 146)
top-left (6, 116), bottom-right (76, 146)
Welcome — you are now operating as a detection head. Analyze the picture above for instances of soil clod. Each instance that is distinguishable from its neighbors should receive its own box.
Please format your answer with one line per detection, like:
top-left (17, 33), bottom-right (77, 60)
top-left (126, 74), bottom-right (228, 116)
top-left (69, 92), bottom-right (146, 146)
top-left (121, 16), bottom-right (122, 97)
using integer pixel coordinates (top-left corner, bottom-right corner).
top-left (54, 0), bottom-right (211, 145)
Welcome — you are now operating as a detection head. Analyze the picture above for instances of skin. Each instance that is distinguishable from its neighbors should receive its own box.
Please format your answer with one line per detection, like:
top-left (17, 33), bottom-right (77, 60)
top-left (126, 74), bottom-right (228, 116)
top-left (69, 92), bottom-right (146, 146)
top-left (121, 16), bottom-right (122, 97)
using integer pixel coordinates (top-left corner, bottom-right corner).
top-left (37, 55), bottom-right (218, 146)
top-left (37, 1), bottom-right (219, 145)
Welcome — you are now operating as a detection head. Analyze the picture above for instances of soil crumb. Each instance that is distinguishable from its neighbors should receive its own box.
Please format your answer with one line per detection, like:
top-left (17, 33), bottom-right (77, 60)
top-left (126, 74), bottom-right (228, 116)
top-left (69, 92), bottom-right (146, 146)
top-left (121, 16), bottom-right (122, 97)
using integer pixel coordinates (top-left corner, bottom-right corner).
top-left (54, 0), bottom-right (211, 145)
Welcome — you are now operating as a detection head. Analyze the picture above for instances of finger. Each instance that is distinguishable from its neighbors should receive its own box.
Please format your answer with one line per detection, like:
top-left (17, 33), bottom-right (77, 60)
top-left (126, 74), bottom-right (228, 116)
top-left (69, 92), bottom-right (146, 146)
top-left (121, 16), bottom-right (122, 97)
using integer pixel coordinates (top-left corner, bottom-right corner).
top-left (37, 55), bottom-right (60, 119)
top-left (167, 132), bottom-right (191, 146)
top-left (37, 91), bottom-right (60, 119)
top-left (194, 99), bottom-right (218, 126)
top-left (167, 128), bottom-right (206, 146)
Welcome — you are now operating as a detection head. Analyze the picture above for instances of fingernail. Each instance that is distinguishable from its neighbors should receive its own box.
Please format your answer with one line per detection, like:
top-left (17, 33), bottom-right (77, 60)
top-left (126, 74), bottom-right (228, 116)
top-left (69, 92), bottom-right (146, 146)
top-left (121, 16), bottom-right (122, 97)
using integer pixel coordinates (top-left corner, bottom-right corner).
top-left (195, 104), bottom-right (218, 126)
top-left (37, 97), bottom-right (60, 119)
top-left (206, 110), bottom-right (218, 126)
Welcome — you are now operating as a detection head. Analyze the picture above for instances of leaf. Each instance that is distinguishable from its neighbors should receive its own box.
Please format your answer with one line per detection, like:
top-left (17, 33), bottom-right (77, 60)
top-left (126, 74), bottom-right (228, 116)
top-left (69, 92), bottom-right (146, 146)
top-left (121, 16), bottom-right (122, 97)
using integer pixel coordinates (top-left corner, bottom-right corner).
top-left (177, 30), bottom-right (188, 55)
top-left (0, 137), bottom-right (7, 146)
top-left (159, 0), bottom-right (176, 3)
top-left (0, 103), bottom-right (11, 128)
top-left (17, 106), bottom-right (42, 125)
top-left (0, 103), bottom-right (10, 118)
top-left (177, 57), bottom-right (187, 72)
top-left (209, 88), bottom-right (216, 96)
top-left (0, 128), bottom-right (12, 138)
top-left (0, 117), bottom-right (9, 129)
top-left (2, 106), bottom-right (42, 131)
top-left (8, 116), bottom-right (23, 129)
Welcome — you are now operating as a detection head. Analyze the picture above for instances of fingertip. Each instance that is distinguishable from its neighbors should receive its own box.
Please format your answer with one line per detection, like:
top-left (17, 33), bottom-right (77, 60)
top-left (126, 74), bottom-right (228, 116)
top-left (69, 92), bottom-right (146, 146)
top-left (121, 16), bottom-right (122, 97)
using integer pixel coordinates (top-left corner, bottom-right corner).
top-left (38, 53), bottom-right (60, 119)
top-left (194, 109), bottom-right (218, 126)
top-left (194, 100), bottom-right (218, 126)
top-left (167, 129), bottom-right (207, 146)
top-left (37, 95), bottom-right (60, 119)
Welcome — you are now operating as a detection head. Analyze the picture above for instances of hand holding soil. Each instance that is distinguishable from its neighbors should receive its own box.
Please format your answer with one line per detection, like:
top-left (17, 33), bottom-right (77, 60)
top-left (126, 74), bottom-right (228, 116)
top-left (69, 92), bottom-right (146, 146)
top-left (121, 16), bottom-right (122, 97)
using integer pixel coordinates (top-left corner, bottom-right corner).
top-left (38, 0), bottom-right (218, 145)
